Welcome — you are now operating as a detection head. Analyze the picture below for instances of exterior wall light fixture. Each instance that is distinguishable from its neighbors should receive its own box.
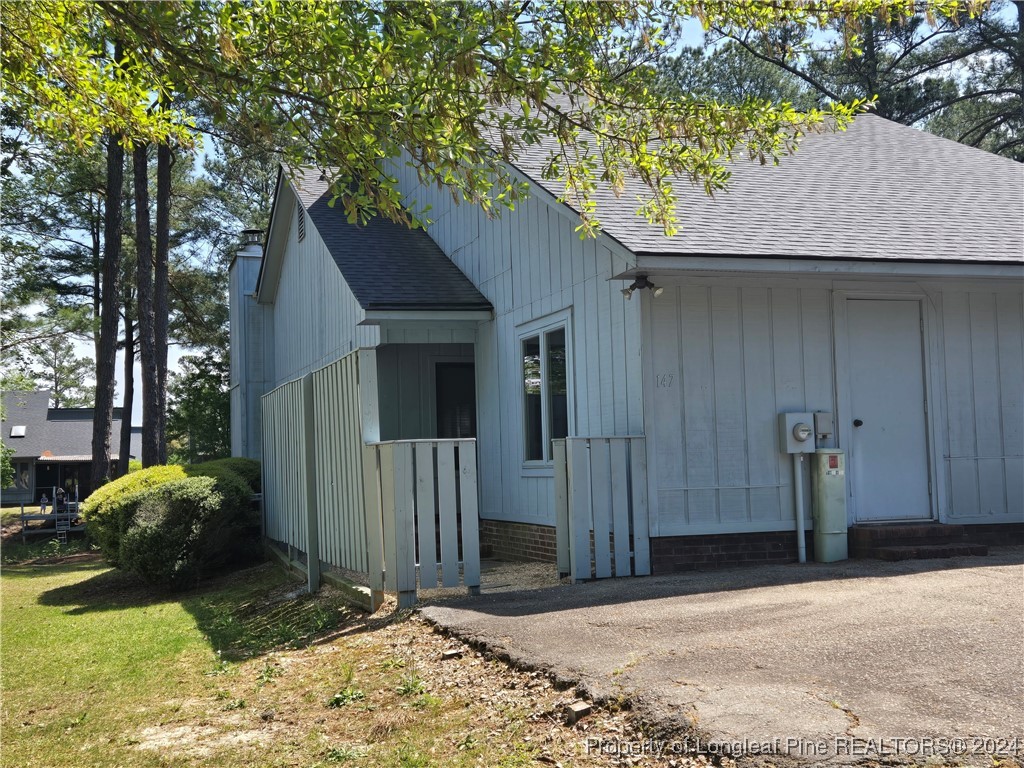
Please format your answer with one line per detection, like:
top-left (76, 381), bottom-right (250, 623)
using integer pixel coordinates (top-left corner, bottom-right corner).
top-left (621, 275), bottom-right (664, 300)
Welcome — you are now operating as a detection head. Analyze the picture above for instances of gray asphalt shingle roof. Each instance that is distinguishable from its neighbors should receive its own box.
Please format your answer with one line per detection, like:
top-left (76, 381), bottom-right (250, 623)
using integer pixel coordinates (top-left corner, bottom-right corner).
top-left (510, 114), bottom-right (1023, 263)
top-left (1, 390), bottom-right (141, 460)
top-left (290, 169), bottom-right (492, 312)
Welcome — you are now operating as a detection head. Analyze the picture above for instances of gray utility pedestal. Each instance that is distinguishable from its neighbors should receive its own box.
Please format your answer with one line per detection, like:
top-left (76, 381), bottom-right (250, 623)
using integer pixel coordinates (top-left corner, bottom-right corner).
top-left (812, 450), bottom-right (848, 562)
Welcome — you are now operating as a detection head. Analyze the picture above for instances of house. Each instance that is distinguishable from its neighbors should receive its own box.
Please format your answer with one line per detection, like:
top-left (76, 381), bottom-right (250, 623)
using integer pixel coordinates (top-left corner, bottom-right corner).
top-left (1, 390), bottom-right (142, 505)
top-left (231, 114), bottom-right (1023, 597)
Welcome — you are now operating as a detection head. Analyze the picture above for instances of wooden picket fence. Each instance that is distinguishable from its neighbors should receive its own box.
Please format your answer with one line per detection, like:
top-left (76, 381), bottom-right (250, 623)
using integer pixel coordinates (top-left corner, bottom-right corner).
top-left (553, 437), bottom-right (651, 582)
top-left (261, 350), bottom-right (480, 608)
top-left (362, 440), bottom-right (481, 608)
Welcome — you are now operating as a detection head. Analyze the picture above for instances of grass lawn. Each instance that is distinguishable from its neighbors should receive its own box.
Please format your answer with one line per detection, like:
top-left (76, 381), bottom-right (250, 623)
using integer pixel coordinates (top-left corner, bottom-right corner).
top-left (1, 556), bottom-right (656, 768)
top-left (0, 505), bottom-right (94, 564)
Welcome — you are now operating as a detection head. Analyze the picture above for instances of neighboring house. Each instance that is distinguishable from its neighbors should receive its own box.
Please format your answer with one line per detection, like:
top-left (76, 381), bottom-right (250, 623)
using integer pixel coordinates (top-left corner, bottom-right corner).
top-left (1, 390), bottom-right (142, 505)
top-left (231, 115), bottom-right (1023, 585)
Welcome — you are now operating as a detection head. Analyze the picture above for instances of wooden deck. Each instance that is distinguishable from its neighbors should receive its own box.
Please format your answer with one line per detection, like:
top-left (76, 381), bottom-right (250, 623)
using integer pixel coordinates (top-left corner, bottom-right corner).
top-left (19, 506), bottom-right (84, 542)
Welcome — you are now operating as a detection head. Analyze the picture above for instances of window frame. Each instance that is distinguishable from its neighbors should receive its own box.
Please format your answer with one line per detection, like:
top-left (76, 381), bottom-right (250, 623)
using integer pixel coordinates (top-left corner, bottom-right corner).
top-left (517, 309), bottom-right (574, 474)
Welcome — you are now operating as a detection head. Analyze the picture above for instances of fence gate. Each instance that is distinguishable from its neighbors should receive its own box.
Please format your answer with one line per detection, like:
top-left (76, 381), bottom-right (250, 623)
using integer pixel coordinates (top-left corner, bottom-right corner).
top-left (362, 440), bottom-right (481, 609)
top-left (553, 437), bottom-right (651, 582)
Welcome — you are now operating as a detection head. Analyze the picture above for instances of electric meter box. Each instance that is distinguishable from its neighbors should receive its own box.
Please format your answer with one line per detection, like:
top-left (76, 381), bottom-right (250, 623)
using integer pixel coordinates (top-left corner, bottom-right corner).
top-left (778, 412), bottom-right (816, 454)
top-left (811, 449), bottom-right (848, 562)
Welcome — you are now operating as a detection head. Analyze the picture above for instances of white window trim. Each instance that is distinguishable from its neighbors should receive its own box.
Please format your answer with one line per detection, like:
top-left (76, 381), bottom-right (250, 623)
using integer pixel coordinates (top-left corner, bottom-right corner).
top-left (517, 308), bottom-right (575, 475)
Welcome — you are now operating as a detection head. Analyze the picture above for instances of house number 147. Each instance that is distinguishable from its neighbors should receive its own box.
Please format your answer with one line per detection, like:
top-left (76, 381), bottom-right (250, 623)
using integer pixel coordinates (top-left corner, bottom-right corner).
top-left (656, 373), bottom-right (675, 388)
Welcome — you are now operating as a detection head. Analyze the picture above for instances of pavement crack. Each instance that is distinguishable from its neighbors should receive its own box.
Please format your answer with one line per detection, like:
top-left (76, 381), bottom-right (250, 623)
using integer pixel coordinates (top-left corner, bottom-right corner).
top-left (811, 691), bottom-right (861, 736)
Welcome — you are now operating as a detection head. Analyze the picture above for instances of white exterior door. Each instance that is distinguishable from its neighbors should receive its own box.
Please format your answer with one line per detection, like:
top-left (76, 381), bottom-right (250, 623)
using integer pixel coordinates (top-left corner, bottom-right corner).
top-left (845, 299), bottom-right (932, 522)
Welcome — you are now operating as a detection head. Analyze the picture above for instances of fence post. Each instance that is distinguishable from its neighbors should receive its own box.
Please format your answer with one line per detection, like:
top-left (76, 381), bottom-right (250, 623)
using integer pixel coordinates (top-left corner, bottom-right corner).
top-left (630, 438), bottom-right (651, 576)
top-left (458, 440), bottom-right (481, 596)
top-left (302, 373), bottom-right (321, 592)
top-left (566, 438), bottom-right (593, 583)
top-left (552, 440), bottom-right (570, 576)
top-left (361, 444), bottom-right (386, 610)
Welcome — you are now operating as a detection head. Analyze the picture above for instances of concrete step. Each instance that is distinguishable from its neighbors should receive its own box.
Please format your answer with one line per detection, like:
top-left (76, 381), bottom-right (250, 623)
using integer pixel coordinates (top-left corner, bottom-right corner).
top-left (872, 543), bottom-right (989, 561)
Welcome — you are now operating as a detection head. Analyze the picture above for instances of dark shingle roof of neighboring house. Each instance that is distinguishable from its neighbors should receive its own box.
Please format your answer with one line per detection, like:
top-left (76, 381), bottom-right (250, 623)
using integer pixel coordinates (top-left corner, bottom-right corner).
top-left (510, 114), bottom-right (1024, 263)
top-left (290, 169), bottom-right (492, 312)
top-left (1, 390), bottom-right (141, 460)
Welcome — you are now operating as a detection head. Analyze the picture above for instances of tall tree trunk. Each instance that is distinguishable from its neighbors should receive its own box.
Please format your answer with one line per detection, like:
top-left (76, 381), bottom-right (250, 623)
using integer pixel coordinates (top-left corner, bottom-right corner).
top-left (154, 142), bottom-right (171, 464)
top-left (92, 196), bottom-right (102, 364)
top-left (91, 66), bottom-right (125, 492)
top-left (861, 15), bottom-right (880, 115)
top-left (134, 143), bottom-right (159, 467)
top-left (118, 296), bottom-right (135, 477)
top-left (1017, 2), bottom-right (1023, 126)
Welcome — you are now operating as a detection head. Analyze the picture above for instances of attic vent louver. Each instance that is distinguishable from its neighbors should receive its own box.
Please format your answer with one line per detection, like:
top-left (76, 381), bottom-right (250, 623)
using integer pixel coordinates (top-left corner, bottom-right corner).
top-left (297, 207), bottom-right (306, 242)
top-left (10, 426), bottom-right (26, 437)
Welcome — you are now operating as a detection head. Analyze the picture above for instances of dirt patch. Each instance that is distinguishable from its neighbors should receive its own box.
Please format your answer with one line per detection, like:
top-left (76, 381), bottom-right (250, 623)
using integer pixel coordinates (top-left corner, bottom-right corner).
top-left (134, 723), bottom-right (275, 758)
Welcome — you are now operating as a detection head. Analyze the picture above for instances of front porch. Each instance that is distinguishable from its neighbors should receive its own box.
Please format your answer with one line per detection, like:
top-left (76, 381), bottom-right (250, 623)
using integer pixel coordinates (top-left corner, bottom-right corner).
top-left (260, 320), bottom-right (486, 609)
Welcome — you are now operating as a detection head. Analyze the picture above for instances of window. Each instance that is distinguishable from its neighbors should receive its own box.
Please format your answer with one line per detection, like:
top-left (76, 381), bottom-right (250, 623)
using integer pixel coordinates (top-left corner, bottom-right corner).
top-left (15, 462), bottom-right (30, 490)
top-left (521, 321), bottom-right (571, 463)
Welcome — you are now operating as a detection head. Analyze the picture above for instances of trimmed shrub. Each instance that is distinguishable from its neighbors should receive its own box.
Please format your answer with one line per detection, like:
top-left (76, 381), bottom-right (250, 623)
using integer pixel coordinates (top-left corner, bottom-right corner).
top-left (120, 476), bottom-right (221, 590)
top-left (127, 459), bottom-right (143, 473)
top-left (82, 465), bottom-right (186, 565)
top-left (120, 468), bottom-right (262, 591)
top-left (183, 463), bottom-right (262, 570)
top-left (188, 458), bottom-right (261, 493)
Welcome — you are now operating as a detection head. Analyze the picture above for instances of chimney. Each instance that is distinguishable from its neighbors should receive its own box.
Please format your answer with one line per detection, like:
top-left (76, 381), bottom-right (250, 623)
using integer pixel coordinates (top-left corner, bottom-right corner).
top-left (230, 229), bottom-right (269, 460)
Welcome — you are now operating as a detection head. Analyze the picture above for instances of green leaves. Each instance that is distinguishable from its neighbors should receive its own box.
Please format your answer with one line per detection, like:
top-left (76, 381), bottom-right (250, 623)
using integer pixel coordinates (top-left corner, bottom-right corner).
top-left (1, 0), bottom-right (990, 237)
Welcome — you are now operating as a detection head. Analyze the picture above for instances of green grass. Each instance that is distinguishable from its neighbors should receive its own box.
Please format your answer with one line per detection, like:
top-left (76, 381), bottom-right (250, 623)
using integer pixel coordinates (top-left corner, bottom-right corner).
top-left (1, 504), bottom-right (37, 526)
top-left (1, 557), bottom-right (621, 768)
top-left (2, 558), bottom-right (214, 767)
top-left (0, 559), bottom-right (343, 768)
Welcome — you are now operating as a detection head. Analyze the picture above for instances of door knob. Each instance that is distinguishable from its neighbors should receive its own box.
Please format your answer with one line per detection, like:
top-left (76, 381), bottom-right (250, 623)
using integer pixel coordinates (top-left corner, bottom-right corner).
top-left (853, 419), bottom-right (864, 427)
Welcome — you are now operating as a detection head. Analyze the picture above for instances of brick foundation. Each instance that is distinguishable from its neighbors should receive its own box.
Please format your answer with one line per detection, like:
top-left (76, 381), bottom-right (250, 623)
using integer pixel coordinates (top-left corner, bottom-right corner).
top-left (961, 522), bottom-right (1024, 547)
top-left (479, 519), bottom-right (558, 563)
top-left (650, 531), bottom-right (815, 573)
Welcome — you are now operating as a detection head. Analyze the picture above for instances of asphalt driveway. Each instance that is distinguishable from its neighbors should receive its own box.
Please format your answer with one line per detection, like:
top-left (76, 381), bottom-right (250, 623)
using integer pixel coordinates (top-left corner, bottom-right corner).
top-left (421, 548), bottom-right (1024, 765)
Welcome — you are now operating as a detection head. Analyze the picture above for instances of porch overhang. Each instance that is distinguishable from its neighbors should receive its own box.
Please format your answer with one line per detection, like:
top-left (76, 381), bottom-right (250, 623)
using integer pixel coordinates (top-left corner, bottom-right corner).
top-left (360, 310), bottom-right (489, 345)
top-left (359, 309), bottom-right (492, 325)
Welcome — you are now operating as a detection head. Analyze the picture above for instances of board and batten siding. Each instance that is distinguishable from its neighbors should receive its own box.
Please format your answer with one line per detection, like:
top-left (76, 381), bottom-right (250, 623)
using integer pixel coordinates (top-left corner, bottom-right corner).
top-left (938, 289), bottom-right (1024, 522)
top-left (644, 281), bottom-right (835, 536)
top-left (268, 186), bottom-right (379, 388)
top-left (392, 161), bottom-right (644, 527)
top-left (645, 277), bottom-right (1024, 537)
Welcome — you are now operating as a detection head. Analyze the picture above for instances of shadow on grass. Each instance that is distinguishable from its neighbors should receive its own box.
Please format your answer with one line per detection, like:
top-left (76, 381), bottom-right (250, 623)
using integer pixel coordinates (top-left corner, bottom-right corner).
top-left (30, 558), bottom-right (391, 661)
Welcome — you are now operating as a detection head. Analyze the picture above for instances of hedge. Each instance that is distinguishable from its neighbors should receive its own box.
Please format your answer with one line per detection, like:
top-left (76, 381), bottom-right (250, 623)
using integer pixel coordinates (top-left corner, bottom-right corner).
top-left (83, 459), bottom-right (262, 586)
top-left (183, 462), bottom-right (262, 571)
top-left (119, 476), bottom-right (223, 590)
top-left (82, 465), bottom-right (186, 566)
top-left (187, 457), bottom-right (261, 493)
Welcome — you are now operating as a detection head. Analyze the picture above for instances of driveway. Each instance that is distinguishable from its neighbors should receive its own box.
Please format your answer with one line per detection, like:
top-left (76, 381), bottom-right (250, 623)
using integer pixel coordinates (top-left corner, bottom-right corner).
top-left (421, 548), bottom-right (1024, 766)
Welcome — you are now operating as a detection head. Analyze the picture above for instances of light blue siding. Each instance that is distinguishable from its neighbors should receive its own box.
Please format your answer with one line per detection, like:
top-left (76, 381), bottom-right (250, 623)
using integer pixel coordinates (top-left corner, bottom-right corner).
top-left (393, 160), bottom-right (643, 527)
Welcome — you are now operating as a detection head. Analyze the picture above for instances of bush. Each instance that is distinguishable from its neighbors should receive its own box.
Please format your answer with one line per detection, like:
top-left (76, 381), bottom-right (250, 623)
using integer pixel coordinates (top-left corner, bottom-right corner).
top-left (188, 457), bottom-right (261, 493)
top-left (120, 468), bottom-right (262, 591)
top-left (127, 459), bottom-right (143, 473)
top-left (184, 462), bottom-right (262, 570)
top-left (82, 465), bottom-right (186, 566)
top-left (119, 477), bottom-right (222, 590)
top-left (83, 459), bottom-right (261, 589)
